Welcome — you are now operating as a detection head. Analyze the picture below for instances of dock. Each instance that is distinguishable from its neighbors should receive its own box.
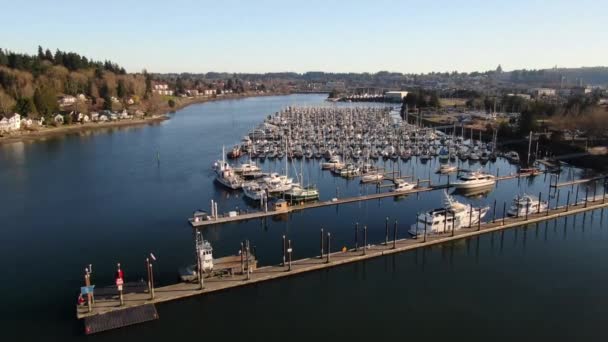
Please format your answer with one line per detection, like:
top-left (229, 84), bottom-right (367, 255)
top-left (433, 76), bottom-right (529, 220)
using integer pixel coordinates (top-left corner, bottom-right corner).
top-left (80, 194), bottom-right (608, 332)
top-left (190, 172), bottom-right (545, 227)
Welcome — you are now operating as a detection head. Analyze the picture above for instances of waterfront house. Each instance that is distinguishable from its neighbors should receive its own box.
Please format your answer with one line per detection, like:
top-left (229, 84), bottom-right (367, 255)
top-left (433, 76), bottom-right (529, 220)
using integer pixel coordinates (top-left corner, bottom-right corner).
top-left (110, 113), bottom-right (118, 121)
top-left (119, 110), bottom-right (130, 119)
top-left (90, 112), bottom-right (99, 121)
top-left (21, 118), bottom-right (33, 127)
top-left (152, 83), bottom-right (174, 96)
top-left (59, 95), bottom-right (77, 107)
top-left (54, 114), bottom-right (64, 124)
top-left (0, 113), bottom-right (21, 132)
top-left (134, 110), bottom-right (145, 117)
top-left (99, 114), bottom-right (108, 122)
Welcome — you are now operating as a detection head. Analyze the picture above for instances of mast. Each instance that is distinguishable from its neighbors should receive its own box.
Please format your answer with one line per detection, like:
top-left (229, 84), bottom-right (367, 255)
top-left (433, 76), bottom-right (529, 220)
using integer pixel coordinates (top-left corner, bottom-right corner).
top-left (527, 131), bottom-right (533, 165)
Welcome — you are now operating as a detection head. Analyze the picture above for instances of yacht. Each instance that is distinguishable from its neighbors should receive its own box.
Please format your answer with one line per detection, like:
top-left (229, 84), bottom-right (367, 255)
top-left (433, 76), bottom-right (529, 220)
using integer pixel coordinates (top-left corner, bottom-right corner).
top-left (233, 162), bottom-right (261, 174)
top-left (242, 182), bottom-right (267, 201)
top-left (409, 192), bottom-right (489, 236)
top-left (507, 194), bottom-right (547, 216)
top-left (321, 155), bottom-right (344, 170)
top-left (437, 164), bottom-right (458, 174)
top-left (390, 179), bottom-right (416, 192)
top-left (451, 171), bottom-right (496, 189)
top-left (360, 172), bottom-right (384, 183)
top-left (505, 151), bottom-right (520, 164)
top-left (262, 172), bottom-right (294, 193)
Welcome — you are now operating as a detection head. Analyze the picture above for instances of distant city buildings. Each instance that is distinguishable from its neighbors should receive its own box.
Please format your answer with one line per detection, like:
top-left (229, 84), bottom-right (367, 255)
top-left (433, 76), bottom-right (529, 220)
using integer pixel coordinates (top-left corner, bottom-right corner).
top-left (152, 83), bottom-right (174, 96)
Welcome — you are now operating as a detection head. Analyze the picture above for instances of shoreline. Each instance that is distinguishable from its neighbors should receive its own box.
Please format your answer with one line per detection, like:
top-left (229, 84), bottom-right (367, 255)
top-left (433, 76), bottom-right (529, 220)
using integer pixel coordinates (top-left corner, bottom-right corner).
top-left (0, 91), bottom-right (292, 145)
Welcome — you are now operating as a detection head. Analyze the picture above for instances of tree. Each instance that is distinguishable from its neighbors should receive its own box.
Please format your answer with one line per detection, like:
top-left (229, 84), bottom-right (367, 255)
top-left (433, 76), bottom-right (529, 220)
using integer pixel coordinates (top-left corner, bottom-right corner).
top-left (168, 99), bottom-right (176, 108)
top-left (13, 97), bottom-right (36, 117)
top-left (117, 79), bottom-right (126, 98)
top-left (103, 93), bottom-right (112, 111)
top-left (0, 90), bottom-right (16, 114)
top-left (37, 46), bottom-right (44, 60)
top-left (33, 86), bottom-right (58, 116)
top-left (518, 110), bottom-right (537, 136)
top-left (44, 49), bottom-right (53, 62)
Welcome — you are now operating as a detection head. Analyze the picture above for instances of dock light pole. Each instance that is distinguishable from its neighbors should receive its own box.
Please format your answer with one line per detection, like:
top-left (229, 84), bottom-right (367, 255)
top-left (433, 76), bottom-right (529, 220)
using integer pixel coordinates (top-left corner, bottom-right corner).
top-left (355, 223), bottom-right (359, 251)
top-left (117, 263), bottom-right (124, 306)
top-left (146, 257), bottom-right (155, 300)
top-left (282, 235), bottom-right (286, 267)
top-left (502, 202), bottom-right (507, 225)
top-left (492, 199), bottom-right (497, 223)
top-left (240, 242), bottom-right (244, 274)
top-left (393, 220), bottom-right (398, 249)
top-left (363, 226), bottom-right (368, 255)
top-left (385, 217), bottom-right (389, 245)
top-left (326, 233), bottom-right (331, 263)
top-left (288, 240), bottom-right (292, 271)
top-left (320, 228), bottom-right (324, 259)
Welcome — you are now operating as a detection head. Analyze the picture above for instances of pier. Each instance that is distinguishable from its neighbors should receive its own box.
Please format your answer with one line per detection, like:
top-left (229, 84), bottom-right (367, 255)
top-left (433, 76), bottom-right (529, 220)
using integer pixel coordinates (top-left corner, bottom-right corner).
top-left (80, 193), bottom-right (608, 333)
top-left (190, 171), bottom-right (545, 227)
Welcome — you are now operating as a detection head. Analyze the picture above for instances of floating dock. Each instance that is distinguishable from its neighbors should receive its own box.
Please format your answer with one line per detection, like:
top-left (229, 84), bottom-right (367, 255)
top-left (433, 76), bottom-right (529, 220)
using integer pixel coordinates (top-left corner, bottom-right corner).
top-left (190, 172), bottom-right (545, 227)
top-left (80, 195), bottom-right (608, 333)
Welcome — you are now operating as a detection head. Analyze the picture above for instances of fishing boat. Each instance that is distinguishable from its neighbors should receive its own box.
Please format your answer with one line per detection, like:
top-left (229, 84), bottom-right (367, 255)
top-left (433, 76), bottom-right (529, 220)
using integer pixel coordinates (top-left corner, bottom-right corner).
top-left (390, 179), bottom-right (416, 192)
top-left (214, 150), bottom-right (243, 189)
top-left (227, 145), bottom-right (242, 159)
top-left (507, 194), bottom-right (547, 216)
top-left (408, 192), bottom-right (489, 236)
top-left (284, 184), bottom-right (320, 202)
top-left (451, 170), bottom-right (496, 189)
top-left (321, 155), bottom-right (344, 170)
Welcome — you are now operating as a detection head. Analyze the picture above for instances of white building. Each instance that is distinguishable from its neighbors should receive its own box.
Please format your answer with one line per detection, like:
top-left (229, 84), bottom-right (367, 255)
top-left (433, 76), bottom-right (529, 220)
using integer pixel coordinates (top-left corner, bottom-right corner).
top-left (384, 91), bottom-right (409, 101)
top-left (54, 114), bottom-right (64, 124)
top-left (0, 113), bottom-right (21, 132)
top-left (152, 83), bottom-right (174, 96)
top-left (59, 95), bottom-right (77, 106)
top-left (531, 88), bottom-right (556, 97)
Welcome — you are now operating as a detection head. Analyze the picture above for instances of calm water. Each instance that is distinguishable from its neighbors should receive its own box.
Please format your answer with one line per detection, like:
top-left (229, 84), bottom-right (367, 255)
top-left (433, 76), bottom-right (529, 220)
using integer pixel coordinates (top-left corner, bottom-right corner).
top-left (1, 94), bottom-right (606, 341)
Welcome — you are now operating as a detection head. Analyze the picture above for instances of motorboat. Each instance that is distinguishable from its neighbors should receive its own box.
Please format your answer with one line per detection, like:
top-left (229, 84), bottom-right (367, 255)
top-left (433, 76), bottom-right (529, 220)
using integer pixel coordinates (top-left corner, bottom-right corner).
top-left (451, 171), bottom-right (496, 189)
top-left (507, 194), bottom-right (547, 216)
top-left (408, 192), bottom-right (489, 236)
top-left (390, 179), bottom-right (416, 192)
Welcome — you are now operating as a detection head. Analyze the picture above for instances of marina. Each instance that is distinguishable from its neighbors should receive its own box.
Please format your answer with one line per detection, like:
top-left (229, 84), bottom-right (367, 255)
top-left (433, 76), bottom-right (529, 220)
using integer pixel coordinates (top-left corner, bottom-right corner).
top-left (78, 193), bottom-right (608, 332)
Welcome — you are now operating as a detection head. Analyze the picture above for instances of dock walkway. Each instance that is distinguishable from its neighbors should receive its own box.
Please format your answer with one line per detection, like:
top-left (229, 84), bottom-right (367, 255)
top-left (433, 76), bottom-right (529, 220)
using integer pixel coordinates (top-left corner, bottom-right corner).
top-left (80, 196), bottom-right (608, 323)
top-left (190, 172), bottom-right (539, 228)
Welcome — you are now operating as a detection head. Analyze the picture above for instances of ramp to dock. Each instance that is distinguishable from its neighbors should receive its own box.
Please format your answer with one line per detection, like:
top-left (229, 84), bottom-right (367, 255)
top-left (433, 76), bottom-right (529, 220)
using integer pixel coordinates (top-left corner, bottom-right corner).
top-left (84, 304), bottom-right (158, 335)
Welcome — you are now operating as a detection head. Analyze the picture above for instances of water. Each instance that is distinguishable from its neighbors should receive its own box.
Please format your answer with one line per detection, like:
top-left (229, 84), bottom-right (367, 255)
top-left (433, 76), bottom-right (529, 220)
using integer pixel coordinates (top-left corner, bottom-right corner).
top-left (1, 94), bottom-right (606, 341)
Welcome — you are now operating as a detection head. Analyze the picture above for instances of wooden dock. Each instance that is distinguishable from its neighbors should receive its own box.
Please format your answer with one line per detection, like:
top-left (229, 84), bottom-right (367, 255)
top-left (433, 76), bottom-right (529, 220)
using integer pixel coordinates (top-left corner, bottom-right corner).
top-left (190, 172), bottom-right (543, 228)
top-left (80, 195), bottom-right (608, 331)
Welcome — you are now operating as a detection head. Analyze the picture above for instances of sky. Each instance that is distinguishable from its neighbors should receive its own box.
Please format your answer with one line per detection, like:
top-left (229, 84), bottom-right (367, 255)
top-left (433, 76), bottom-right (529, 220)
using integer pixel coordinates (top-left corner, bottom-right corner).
top-left (2, 0), bottom-right (607, 74)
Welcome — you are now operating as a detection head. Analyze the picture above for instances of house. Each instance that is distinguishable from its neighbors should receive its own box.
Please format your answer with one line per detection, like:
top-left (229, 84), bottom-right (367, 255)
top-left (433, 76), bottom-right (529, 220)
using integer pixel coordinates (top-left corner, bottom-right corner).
top-left (77, 94), bottom-right (87, 101)
top-left (571, 86), bottom-right (592, 96)
top-left (186, 89), bottom-right (199, 97)
top-left (90, 112), bottom-right (99, 121)
top-left (1, 113), bottom-right (22, 132)
top-left (110, 113), bottom-right (118, 121)
top-left (152, 83), bottom-right (174, 96)
top-left (507, 93), bottom-right (532, 100)
top-left (134, 110), bottom-right (145, 117)
top-left (119, 110), bottom-right (130, 119)
top-left (384, 91), bottom-right (409, 101)
top-left (21, 118), bottom-right (33, 127)
top-left (83, 114), bottom-right (90, 123)
top-left (54, 114), bottom-right (64, 124)
top-left (99, 114), bottom-right (108, 122)
top-left (530, 88), bottom-right (556, 97)
top-left (38, 117), bottom-right (45, 126)
top-left (111, 96), bottom-right (120, 103)
top-left (203, 89), bottom-right (216, 96)
top-left (59, 95), bottom-right (77, 107)
top-left (127, 98), bottom-right (135, 105)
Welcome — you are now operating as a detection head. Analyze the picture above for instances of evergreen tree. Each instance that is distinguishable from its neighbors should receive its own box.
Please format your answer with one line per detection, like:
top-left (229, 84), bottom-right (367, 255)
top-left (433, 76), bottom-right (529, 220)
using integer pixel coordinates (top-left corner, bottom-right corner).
top-left (33, 87), bottom-right (58, 116)
top-left (116, 79), bottom-right (126, 98)
top-left (13, 97), bottom-right (36, 117)
top-left (44, 49), bottom-right (53, 62)
top-left (54, 49), bottom-right (63, 66)
top-left (0, 49), bottom-right (7, 66)
top-left (37, 46), bottom-right (44, 60)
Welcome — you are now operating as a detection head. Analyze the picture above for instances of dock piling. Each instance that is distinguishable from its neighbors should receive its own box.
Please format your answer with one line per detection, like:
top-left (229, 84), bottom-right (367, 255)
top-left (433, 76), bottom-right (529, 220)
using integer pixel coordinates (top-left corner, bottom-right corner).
top-left (355, 223), bottom-right (359, 251)
top-left (566, 191), bottom-right (570, 212)
top-left (326, 233), bottom-right (331, 263)
top-left (502, 202), bottom-right (506, 225)
top-left (282, 235), bottom-right (286, 267)
top-left (320, 228), bottom-right (324, 259)
top-left (363, 226), bottom-right (368, 255)
top-left (538, 192), bottom-right (542, 214)
top-left (556, 190), bottom-right (561, 211)
top-left (385, 217), bottom-right (389, 245)
top-left (492, 199), bottom-right (496, 223)
top-left (393, 220), bottom-right (397, 249)
top-left (288, 240), bottom-right (292, 271)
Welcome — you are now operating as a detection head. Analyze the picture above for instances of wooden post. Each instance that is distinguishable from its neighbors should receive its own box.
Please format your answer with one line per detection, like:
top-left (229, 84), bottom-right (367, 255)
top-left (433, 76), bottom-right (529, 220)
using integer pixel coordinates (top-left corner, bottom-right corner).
top-left (538, 192), bottom-right (542, 214)
top-left (477, 207), bottom-right (481, 231)
top-left (84, 271), bottom-right (92, 313)
top-left (469, 206), bottom-right (473, 228)
top-left (575, 185), bottom-right (579, 206)
top-left (149, 263), bottom-right (155, 299)
top-left (503, 202), bottom-right (507, 225)
top-left (240, 242), bottom-right (244, 274)
top-left (423, 218), bottom-right (427, 243)
top-left (585, 186), bottom-right (588, 208)
top-left (363, 225), bottom-right (368, 255)
top-left (385, 217), bottom-right (389, 245)
top-left (492, 199), bottom-right (497, 223)
top-left (556, 189), bottom-right (561, 211)
top-left (246, 240), bottom-right (251, 280)
top-left (566, 191), bottom-right (570, 212)
top-left (282, 235), bottom-right (286, 267)
top-left (320, 228), bottom-right (324, 259)
top-left (326, 233), bottom-right (331, 263)
top-left (451, 211), bottom-right (456, 236)
top-left (355, 222), bottom-right (359, 251)
top-left (525, 197), bottom-right (529, 220)
top-left (393, 220), bottom-right (397, 249)
top-left (443, 209), bottom-right (447, 233)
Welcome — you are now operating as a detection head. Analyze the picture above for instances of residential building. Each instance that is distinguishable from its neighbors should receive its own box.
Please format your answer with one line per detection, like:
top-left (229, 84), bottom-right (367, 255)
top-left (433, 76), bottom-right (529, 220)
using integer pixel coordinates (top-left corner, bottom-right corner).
top-left (0, 113), bottom-right (21, 132)
top-left (384, 91), bottom-right (409, 101)
top-left (59, 95), bottom-right (77, 106)
top-left (530, 88), bottom-right (556, 97)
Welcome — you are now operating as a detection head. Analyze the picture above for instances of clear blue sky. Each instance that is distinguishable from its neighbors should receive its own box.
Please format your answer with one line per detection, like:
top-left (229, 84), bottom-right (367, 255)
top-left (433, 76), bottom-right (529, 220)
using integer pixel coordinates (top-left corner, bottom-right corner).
top-left (2, 0), bottom-right (606, 73)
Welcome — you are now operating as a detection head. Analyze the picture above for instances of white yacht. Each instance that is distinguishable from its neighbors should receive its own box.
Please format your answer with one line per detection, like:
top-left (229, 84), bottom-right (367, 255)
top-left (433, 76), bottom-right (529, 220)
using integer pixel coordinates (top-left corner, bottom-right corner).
top-left (360, 172), bottom-right (384, 183)
top-left (242, 182), bottom-right (267, 201)
top-left (437, 164), bottom-right (458, 174)
top-left (409, 193), bottom-right (489, 236)
top-left (507, 194), bottom-right (547, 216)
top-left (262, 172), bottom-right (294, 193)
top-left (390, 179), bottom-right (416, 192)
top-left (321, 155), bottom-right (344, 170)
top-left (451, 171), bottom-right (496, 189)
top-left (233, 162), bottom-right (261, 174)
